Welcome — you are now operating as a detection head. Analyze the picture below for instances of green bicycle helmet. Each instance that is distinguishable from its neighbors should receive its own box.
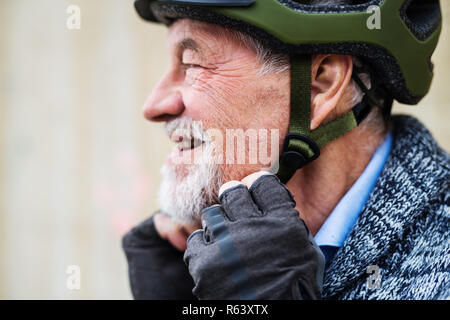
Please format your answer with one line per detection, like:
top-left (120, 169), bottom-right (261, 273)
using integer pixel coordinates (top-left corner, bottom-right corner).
top-left (133, 0), bottom-right (442, 183)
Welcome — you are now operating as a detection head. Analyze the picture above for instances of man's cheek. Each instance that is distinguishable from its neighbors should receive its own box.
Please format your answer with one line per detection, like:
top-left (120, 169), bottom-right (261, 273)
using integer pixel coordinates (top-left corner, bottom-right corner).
top-left (183, 85), bottom-right (219, 118)
top-left (195, 73), bottom-right (245, 106)
top-left (213, 76), bottom-right (249, 104)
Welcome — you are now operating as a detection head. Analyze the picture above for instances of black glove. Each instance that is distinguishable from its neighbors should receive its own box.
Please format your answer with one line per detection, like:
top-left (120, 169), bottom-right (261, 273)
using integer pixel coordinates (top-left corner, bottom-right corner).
top-left (184, 174), bottom-right (325, 300)
top-left (122, 214), bottom-right (196, 300)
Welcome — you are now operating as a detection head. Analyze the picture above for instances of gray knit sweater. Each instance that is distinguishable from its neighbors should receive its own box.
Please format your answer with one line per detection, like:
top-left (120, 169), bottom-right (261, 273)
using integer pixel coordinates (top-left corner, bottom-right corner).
top-left (322, 115), bottom-right (449, 300)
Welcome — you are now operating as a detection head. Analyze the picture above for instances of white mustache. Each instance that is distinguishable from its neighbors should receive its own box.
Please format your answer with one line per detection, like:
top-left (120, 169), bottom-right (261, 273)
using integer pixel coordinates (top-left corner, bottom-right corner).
top-left (159, 118), bottom-right (222, 224)
top-left (165, 118), bottom-right (211, 146)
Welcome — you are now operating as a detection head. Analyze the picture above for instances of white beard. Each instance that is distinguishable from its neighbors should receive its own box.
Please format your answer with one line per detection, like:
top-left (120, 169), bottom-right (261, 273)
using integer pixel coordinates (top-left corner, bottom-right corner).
top-left (158, 119), bottom-right (222, 224)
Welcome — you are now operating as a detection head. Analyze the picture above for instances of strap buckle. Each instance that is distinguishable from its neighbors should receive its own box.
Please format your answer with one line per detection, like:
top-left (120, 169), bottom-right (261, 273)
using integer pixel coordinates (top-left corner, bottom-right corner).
top-left (280, 133), bottom-right (320, 170)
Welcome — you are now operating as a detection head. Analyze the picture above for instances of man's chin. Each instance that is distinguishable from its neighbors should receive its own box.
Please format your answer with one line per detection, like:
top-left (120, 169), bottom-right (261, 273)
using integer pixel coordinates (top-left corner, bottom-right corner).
top-left (158, 161), bottom-right (222, 225)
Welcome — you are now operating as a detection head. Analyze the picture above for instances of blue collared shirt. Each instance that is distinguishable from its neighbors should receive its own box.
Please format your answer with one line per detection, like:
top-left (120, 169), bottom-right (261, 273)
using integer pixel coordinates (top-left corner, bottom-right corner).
top-left (314, 131), bottom-right (393, 266)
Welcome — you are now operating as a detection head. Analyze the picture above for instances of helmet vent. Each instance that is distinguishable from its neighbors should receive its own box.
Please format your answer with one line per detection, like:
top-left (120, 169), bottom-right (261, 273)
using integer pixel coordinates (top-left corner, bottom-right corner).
top-left (400, 0), bottom-right (441, 41)
top-left (279, 0), bottom-right (384, 14)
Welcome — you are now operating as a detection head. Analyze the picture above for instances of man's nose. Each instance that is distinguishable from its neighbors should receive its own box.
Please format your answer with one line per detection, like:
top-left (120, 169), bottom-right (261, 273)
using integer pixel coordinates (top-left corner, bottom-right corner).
top-left (142, 77), bottom-right (184, 122)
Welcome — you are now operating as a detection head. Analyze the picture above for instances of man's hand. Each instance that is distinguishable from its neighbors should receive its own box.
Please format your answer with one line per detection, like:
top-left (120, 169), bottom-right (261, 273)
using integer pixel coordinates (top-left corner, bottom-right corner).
top-left (154, 213), bottom-right (201, 251)
top-left (184, 171), bottom-right (325, 300)
top-left (122, 213), bottom-right (198, 299)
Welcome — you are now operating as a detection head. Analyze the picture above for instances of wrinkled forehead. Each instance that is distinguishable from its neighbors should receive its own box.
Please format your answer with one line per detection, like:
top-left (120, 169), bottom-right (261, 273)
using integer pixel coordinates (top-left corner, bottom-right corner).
top-left (166, 18), bottom-right (244, 55)
top-left (168, 18), bottom-right (229, 38)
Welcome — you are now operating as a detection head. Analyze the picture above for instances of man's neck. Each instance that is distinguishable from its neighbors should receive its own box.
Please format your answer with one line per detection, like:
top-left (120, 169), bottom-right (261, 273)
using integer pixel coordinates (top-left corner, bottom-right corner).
top-left (286, 128), bottom-right (386, 236)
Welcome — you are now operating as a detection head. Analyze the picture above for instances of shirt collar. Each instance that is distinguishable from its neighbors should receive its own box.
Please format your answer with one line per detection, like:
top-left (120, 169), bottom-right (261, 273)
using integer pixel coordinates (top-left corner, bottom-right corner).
top-left (314, 131), bottom-right (393, 248)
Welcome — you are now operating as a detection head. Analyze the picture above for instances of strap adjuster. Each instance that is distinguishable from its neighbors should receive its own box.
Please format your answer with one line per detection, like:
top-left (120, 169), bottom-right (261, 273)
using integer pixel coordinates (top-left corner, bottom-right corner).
top-left (280, 133), bottom-right (320, 170)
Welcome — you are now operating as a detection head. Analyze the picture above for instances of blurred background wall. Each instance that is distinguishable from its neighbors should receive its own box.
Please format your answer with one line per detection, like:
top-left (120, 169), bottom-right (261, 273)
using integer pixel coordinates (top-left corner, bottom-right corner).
top-left (0, 0), bottom-right (448, 299)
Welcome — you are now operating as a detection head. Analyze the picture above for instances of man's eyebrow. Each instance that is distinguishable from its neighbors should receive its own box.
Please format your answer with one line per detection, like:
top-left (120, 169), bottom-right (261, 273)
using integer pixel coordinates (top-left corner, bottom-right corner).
top-left (177, 38), bottom-right (201, 54)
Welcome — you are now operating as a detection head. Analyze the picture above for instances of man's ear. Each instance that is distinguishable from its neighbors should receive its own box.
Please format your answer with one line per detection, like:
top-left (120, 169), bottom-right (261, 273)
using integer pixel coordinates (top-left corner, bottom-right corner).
top-left (310, 54), bottom-right (353, 130)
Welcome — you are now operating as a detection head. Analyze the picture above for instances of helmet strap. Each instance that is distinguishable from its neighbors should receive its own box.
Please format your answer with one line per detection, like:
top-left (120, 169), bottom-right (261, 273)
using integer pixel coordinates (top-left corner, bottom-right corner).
top-left (276, 55), bottom-right (372, 184)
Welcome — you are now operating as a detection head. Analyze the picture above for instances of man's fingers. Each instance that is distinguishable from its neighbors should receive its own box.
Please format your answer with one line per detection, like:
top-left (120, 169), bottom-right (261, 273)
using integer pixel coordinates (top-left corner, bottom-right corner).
top-left (241, 171), bottom-right (296, 214)
top-left (218, 171), bottom-right (271, 199)
top-left (219, 180), bottom-right (243, 198)
top-left (167, 231), bottom-right (190, 251)
top-left (184, 229), bottom-right (206, 269)
top-left (247, 173), bottom-right (296, 214)
top-left (218, 179), bottom-right (262, 220)
top-left (241, 171), bottom-right (272, 189)
top-left (218, 184), bottom-right (262, 220)
top-left (186, 229), bottom-right (205, 246)
top-left (154, 213), bottom-right (200, 251)
top-left (215, 171), bottom-right (293, 221)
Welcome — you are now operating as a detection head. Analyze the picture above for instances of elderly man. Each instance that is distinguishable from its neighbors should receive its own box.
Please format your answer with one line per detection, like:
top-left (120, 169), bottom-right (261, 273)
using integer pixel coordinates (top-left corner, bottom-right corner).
top-left (123, 0), bottom-right (449, 299)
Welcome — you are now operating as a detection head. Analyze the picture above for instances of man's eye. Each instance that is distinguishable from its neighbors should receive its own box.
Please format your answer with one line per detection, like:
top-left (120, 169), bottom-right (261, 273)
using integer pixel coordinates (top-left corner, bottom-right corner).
top-left (183, 63), bottom-right (203, 69)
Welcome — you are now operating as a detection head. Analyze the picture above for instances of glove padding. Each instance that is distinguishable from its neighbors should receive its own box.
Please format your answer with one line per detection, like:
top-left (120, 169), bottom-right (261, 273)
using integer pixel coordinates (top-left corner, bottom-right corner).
top-left (122, 215), bottom-right (196, 299)
top-left (184, 174), bottom-right (325, 300)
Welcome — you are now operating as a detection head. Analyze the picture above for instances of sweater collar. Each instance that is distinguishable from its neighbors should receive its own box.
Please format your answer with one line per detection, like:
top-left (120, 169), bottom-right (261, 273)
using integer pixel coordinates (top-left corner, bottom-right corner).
top-left (322, 115), bottom-right (448, 298)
